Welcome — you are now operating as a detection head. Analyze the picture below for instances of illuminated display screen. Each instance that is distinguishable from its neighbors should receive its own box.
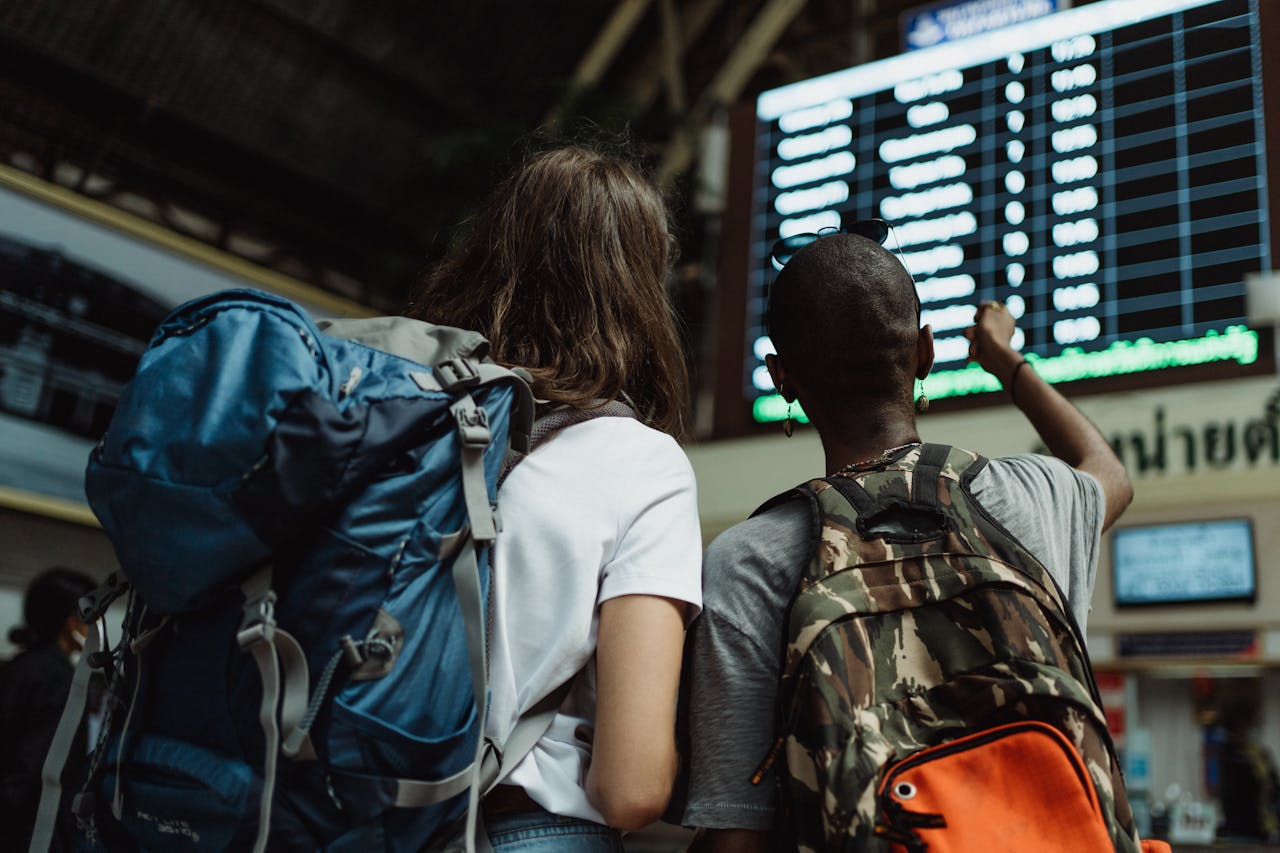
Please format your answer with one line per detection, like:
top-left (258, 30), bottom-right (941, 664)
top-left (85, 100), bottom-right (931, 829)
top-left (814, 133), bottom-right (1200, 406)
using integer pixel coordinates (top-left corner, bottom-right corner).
top-left (1112, 518), bottom-right (1256, 606)
top-left (747, 0), bottom-right (1271, 423)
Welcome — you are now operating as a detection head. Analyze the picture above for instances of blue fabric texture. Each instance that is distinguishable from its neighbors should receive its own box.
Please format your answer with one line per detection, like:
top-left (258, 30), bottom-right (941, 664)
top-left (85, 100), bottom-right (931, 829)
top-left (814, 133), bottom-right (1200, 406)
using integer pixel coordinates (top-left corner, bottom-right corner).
top-left (486, 810), bottom-right (624, 852)
top-left (80, 289), bottom-right (531, 852)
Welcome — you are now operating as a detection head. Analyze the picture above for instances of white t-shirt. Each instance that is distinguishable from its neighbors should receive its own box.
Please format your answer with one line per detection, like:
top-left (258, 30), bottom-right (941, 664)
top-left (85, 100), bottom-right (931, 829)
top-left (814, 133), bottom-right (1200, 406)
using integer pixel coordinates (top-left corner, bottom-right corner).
top-left (485, 415), bottom-right (703, 823)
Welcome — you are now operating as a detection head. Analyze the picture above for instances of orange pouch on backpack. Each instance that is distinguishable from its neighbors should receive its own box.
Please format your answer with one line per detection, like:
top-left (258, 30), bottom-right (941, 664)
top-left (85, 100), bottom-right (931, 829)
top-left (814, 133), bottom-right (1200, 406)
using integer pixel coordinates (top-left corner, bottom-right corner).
top-left (875, 721), bottom-right (1114, 853)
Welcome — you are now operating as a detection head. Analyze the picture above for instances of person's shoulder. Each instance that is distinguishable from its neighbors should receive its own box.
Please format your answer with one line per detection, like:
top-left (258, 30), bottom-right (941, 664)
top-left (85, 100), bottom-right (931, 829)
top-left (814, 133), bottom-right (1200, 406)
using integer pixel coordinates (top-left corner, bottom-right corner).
top-left (972, 453), bottom-right (1105, 517)
top-left (977, 452), bottom-right (1097, 488)
top-left (697, 497), bottom-right (812, 645)
top-left (704, 496), bottom-right (810, 572)
top-left (709, 493), bottom-right (809, 541)
top-left (545, 419), bottom-right (702, 532)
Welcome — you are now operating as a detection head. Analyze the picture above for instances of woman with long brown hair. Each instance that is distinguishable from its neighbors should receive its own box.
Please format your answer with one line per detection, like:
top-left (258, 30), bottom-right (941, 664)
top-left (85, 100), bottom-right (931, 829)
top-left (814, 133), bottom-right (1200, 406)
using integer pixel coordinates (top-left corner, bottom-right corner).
top-left (407, 145), bottom-right (701, 850)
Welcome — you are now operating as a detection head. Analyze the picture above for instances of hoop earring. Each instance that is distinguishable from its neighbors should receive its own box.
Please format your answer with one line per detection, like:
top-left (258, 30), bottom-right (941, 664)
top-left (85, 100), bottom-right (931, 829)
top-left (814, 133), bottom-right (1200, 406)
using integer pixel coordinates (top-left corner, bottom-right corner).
top-left (914, 379), bottom-right (930, 414)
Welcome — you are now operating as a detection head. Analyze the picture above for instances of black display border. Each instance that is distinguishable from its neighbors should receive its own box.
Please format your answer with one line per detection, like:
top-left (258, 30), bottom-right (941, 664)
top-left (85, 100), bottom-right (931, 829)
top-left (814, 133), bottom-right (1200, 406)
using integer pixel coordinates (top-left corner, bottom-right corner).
top-left (1111, 516), bottom-right (1258, 608)
top-left (714, 0), bottom-right (1279, 438)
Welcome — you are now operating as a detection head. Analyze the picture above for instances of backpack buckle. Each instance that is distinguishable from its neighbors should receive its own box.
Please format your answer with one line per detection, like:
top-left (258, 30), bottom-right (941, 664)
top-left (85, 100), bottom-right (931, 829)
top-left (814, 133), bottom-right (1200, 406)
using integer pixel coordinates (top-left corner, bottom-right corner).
top-left (455, 404), bottom-right (491, 449)
top-left (435, 357), bottom-right (481, 392)
top-left (78, 572), bottom-right (128, 622)
top-left (237, 590), bottom-right (278, 646)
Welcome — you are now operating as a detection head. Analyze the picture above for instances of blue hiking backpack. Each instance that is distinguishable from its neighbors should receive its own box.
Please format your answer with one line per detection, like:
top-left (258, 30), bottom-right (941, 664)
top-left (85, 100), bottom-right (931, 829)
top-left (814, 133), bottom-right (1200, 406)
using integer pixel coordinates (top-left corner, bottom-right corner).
top-left (31, 289), bottom-right (556, 853)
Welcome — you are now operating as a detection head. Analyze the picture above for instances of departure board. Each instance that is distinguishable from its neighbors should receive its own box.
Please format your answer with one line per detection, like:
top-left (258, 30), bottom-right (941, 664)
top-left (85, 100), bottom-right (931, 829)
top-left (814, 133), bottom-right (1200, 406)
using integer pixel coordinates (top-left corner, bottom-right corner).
top-left (746, 0), bottom-right (1272, 423)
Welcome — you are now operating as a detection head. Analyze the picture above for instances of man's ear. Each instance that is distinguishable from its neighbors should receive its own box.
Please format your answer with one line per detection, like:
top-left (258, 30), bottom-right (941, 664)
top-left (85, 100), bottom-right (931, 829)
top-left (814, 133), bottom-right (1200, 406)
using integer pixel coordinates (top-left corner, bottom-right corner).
top-left (765, 353), bottom-right (793, 401)
top-left (916, 325), bottom-right (935, 380)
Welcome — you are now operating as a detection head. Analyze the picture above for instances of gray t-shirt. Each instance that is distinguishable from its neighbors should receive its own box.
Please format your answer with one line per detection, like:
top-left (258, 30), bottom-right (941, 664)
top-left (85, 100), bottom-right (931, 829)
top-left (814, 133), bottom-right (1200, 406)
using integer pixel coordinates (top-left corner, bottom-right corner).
top-left (670, 452), bottom-right (1105, 832)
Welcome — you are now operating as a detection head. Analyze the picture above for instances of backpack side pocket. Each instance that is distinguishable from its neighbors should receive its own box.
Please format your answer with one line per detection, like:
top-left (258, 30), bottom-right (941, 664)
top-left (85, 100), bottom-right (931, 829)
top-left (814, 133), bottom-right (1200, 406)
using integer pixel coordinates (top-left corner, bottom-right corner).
top-left (101, 734), bottom-right (256, 851)
top-left (875, 721), bottom-right (1113, 853)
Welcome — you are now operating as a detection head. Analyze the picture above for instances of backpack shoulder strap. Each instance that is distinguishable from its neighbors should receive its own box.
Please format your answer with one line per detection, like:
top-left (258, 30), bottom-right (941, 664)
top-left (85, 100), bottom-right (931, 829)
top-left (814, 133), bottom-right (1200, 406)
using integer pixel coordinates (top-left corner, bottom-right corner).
top-left (482, 677), bottom-right (575, 795)
top-left (811, 443), bottom-right (954, 552)
top-left (497, 399), bottom-right (636, 488)
top-left (529, 399), bottom-right (636, 442)
top-left (947, 447), bottom-right (1064, 591)
top-left (751, 483), bottom-right (810, 519)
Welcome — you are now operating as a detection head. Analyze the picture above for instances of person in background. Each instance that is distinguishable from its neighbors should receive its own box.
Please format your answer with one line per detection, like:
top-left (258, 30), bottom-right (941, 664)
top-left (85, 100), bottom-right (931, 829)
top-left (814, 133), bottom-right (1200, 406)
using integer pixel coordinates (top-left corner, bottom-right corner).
top-left (0, 566), bottom-right (96, 852)
top-left (1217, 697), bottom-right (1280, 843)
top-left (670, 228), bottom-right (1133, 850)
top-left (406, 144), bottom-right (702, 851)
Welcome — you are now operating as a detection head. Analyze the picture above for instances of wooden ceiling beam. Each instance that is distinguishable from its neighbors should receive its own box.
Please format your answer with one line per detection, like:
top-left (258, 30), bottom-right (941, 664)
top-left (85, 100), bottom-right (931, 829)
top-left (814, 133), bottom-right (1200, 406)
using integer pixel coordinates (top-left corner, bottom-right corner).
top-left (658, 0), bottom-right (807, 183)
top-left (657, 0), bottom-right (688, 114)
top-left (545, 0), bottom-right (655, 125)
top-left (626, 0), bottom-right (725, 113)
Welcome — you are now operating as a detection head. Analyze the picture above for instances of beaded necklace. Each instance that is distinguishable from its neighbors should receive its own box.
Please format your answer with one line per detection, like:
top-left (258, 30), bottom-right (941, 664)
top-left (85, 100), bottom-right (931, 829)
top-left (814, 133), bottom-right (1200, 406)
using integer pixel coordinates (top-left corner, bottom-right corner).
top-left (838, 441), bottom-right (921, 474)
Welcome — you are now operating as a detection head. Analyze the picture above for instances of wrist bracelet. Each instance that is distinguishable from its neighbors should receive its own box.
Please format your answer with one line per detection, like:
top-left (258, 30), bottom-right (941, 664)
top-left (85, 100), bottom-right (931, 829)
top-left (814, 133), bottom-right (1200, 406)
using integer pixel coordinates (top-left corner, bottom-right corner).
top-left (1008, 358), bottom-right (1032, 406)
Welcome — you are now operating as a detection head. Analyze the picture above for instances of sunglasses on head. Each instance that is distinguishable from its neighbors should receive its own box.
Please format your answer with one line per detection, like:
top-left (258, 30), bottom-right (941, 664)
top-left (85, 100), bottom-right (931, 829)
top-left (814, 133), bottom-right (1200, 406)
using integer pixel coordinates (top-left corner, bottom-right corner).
top-left (769, 219), bottom-right (891, 267)
top-left (769, 218), bottom-right (921, 318)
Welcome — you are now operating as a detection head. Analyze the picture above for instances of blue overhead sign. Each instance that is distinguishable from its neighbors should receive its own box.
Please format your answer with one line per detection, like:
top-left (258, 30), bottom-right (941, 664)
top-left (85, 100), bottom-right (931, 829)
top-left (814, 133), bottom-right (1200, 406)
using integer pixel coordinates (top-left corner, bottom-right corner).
top-left (902, 0), bottom-right (1066, 50)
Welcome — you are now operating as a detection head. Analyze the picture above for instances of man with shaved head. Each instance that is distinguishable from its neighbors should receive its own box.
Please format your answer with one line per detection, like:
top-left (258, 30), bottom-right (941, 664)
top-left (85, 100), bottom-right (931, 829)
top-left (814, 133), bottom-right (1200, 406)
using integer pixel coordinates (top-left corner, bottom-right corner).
top-left (670, 228), bottom-right (1134, 851)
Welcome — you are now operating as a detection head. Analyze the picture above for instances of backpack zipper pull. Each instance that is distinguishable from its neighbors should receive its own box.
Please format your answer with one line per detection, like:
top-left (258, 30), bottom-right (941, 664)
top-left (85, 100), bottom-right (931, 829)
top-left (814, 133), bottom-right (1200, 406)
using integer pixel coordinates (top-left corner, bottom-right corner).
top-left (752, 736), bottom-right (786, 785)
top-left (339, 366), bottom-right (364, 398)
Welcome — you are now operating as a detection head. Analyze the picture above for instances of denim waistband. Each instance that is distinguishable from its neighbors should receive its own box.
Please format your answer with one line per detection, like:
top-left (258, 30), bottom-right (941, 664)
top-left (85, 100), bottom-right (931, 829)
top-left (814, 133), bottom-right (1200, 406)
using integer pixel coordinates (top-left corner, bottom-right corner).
top-left (485, 808), bottom-right (624, 852)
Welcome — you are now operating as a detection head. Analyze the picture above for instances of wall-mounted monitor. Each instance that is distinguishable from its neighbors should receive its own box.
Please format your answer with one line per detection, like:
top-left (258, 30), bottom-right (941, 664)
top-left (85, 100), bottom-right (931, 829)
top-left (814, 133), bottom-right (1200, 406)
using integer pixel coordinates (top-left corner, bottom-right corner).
top-left (741, 0), bottom-right (1275, 426)
top-left (1112, 518), bottom-right (1256, 606)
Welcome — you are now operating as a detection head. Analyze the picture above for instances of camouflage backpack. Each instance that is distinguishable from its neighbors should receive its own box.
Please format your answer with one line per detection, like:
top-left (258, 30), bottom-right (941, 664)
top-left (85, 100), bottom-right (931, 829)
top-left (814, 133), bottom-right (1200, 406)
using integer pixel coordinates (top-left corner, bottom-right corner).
top-left (757, 443), bottom-right (1141, 852)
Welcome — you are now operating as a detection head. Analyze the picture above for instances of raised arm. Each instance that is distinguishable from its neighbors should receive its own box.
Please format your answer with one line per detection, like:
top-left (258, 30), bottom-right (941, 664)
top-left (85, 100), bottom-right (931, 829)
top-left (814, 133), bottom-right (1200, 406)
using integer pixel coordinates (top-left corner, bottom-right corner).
top-left (964, 301), bottom-right (1133, 530)
top-left (587, 593), bottom-right (688, 830)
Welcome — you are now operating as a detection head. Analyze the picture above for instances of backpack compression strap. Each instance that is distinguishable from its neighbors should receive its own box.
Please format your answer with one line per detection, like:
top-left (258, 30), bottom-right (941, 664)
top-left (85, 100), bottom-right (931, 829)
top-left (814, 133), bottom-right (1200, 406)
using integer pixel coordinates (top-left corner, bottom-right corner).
top-left (236, 567), bottom-right (313, 853)
top-left (29, 573), bottom-right (128, 853)
top-left (29, 619), bottom-right (103, 853)
top-left (235, 489), bottom-right (499, 853)
top-left (447, 398), bottom-right (633, 852)
top-left (317, 354), bottom-right (531, 853)
top-left (323, 395), bottom-right (598, 853)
